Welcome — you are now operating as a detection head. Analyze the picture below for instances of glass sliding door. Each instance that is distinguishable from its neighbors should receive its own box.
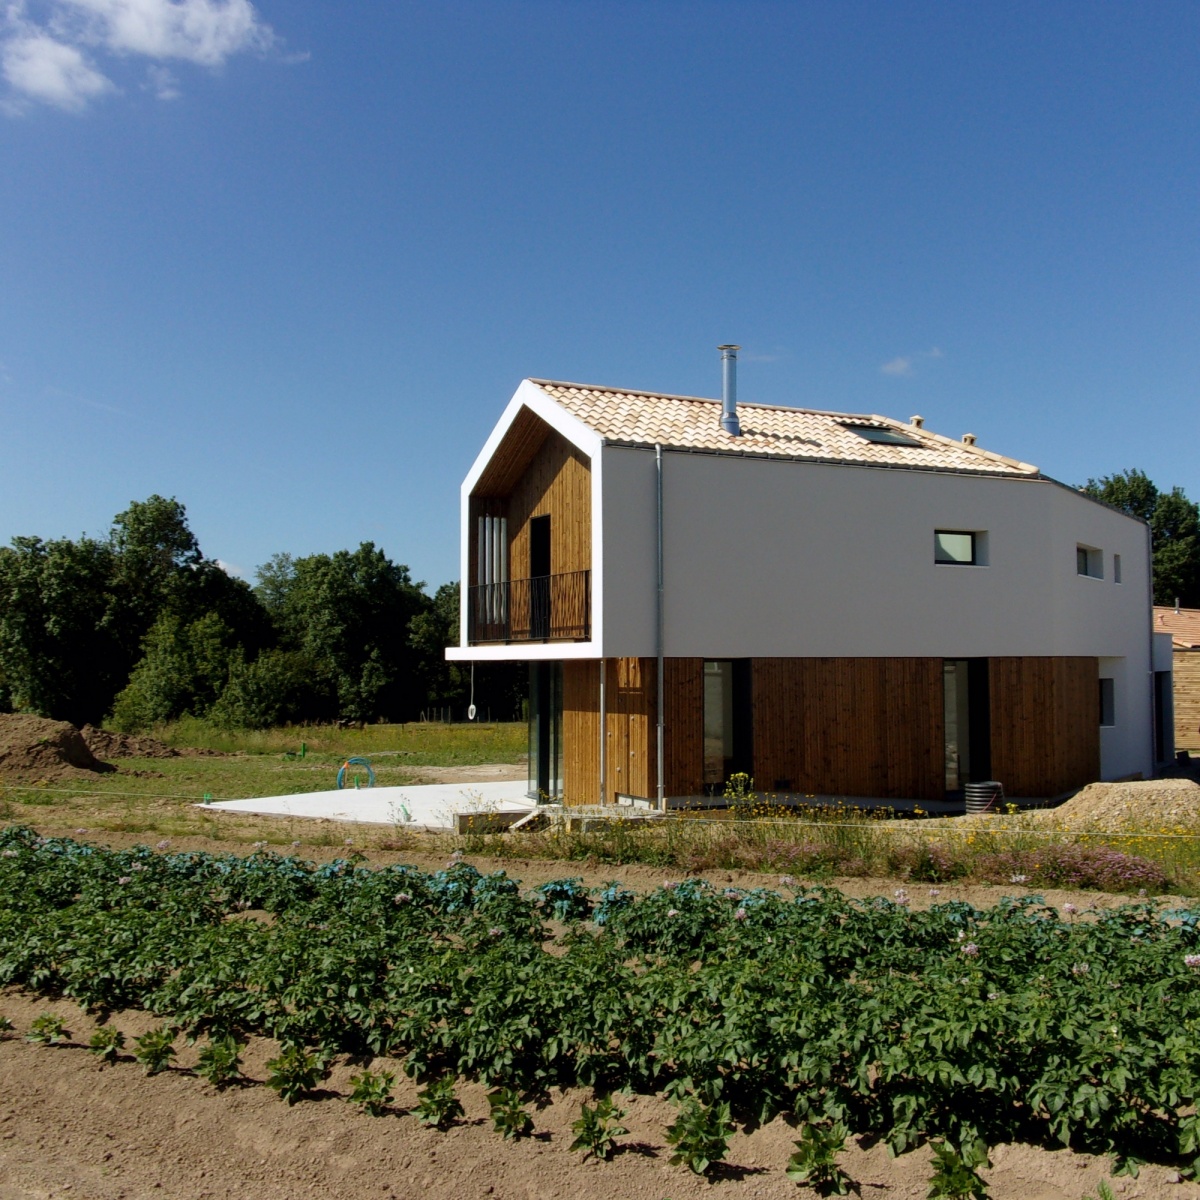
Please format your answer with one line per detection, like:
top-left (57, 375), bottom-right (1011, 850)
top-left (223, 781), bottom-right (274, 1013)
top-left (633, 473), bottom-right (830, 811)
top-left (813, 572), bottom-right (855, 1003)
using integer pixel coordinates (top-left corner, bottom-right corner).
top-left (943, 658), bottom-right (991, 792)
top-left (527, 661), bottom-right (563, 801)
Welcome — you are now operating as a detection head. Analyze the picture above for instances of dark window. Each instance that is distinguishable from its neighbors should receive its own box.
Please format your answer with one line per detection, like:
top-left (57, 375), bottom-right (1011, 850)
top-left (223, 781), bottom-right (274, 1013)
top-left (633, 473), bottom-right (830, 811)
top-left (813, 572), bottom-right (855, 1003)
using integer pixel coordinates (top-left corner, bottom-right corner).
top-left (1099, 677), bottom-right (1115, 726)
top-left (935, 530), bottom-right (977, 565)
top-left (840, 422), bottom-right (923, 447)
top-left (1077, 545), bottom-right (1103, 579)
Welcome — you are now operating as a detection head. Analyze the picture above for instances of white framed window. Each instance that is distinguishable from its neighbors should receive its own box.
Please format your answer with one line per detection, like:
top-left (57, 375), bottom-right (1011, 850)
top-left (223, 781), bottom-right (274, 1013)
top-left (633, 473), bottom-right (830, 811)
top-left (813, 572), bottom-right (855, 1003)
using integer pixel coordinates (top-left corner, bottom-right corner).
top-left (1077, 544), bottom-right (1103, 579)
top-left (935, 530), bottom-right (979, 566)
top-left (1099, 677), bottom-right (1115, 726)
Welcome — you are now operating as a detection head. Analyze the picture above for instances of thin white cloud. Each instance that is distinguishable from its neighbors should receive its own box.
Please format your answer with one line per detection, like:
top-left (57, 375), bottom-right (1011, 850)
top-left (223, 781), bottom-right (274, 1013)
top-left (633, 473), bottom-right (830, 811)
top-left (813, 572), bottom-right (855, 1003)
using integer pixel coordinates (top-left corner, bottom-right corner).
top-left (880, 347), bottom-right (946, 378)
top-left (145, 62), bottom-right (177, 97)
top-left (215, 558), bottom-right (244, 577)
top-left (2, 29), bottom-right (112, 110)
top-left (2, 0), bottom-right (279, 112)
top-left (59, 0), bottom-right (274, 66)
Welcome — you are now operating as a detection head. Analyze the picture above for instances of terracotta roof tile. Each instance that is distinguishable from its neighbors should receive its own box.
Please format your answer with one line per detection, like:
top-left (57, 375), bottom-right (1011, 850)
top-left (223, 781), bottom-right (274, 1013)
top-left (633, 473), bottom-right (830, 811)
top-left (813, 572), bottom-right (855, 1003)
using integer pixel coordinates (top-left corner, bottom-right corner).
top-left (529, 380), bottom-right (1039, 477)
top-left (1154, 606), bottom-right (1200, 649)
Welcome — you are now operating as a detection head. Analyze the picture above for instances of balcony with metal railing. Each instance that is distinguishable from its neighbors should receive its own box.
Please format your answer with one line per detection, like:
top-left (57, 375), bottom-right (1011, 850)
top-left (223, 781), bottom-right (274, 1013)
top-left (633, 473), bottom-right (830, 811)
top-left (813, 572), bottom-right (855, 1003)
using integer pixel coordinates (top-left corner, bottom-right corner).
top-left (467, 569), bottom-right (591, 644)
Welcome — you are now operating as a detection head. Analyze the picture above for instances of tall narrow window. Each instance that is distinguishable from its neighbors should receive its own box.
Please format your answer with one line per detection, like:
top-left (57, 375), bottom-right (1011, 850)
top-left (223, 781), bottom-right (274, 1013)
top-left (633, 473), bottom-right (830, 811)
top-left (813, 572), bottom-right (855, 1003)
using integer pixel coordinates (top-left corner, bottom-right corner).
top-left (475, 514), bottom-right (508, 632)
top-left (1113, 553), bottom-right (1122, 583)
top-left (1099, 677), bottom-right (1115, 727)
top-left (703, 661), bottom-right (734, 789)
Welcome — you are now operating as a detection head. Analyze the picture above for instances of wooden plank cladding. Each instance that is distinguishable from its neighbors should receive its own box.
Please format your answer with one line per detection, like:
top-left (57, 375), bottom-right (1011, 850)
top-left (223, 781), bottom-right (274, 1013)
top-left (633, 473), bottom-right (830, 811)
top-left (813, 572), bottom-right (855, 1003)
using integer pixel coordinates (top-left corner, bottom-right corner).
top-left (1174, 651), bottom-right (1200, 751)
top-left (563, 655), bottom-right (1101, 806)
top-left (506, 429), bottom-right (591, 582)
top-left (989, 657), bottom-right (1099, 797)
top-left (562, 658), bottom-right (658, 805)
top-left (468, 413), bottom-right (592, 608)
top-left (752, 658), bottom-right (945, 801)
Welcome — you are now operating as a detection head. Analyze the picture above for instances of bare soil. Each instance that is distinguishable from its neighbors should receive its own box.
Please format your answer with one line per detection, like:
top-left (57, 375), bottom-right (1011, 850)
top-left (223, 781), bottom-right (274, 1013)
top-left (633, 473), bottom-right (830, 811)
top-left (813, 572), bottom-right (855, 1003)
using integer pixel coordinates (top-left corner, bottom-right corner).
top-left (0, 988), bottom-right (1195, 1200)
top-left (0, 714), bottom-right (115, 783)
top-left (78, 726), bottom-right (224, 761)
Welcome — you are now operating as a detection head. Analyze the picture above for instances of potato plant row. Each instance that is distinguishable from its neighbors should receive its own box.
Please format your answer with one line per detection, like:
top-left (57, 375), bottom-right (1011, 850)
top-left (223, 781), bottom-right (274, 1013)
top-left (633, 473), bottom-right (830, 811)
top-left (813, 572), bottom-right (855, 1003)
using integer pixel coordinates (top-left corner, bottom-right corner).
top-left (2, 825), bottom-right (1200, 1176)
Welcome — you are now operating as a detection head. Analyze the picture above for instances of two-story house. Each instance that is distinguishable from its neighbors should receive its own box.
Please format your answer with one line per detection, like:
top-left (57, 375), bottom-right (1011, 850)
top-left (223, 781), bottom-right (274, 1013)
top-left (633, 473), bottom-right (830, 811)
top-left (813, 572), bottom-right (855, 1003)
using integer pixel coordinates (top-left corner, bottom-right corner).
top-left (448, 354), bottom-right (1167, 806)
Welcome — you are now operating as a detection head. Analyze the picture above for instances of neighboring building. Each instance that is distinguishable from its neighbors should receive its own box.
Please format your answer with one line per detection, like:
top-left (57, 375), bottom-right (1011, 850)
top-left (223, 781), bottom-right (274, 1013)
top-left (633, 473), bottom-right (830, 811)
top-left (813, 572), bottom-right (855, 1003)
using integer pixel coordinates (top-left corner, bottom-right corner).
top-left (448, 360), bottom-right (1164, 804)
top-left (1154, 605), bottom-right (1200, 753)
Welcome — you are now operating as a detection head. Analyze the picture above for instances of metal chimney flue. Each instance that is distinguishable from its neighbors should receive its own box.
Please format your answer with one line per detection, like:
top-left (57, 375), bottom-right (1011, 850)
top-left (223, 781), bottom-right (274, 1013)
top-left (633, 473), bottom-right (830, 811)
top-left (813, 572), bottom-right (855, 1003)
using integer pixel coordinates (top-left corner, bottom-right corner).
top-left (719, 344), bottom-right (741, 436)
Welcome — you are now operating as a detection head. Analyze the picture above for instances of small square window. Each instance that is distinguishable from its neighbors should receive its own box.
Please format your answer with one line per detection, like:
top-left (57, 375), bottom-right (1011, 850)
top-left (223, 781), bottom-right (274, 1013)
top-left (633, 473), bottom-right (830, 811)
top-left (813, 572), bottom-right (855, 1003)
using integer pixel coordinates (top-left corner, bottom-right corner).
top-left (935, 530), bottom-right (977, 565)
top-left (1077, 545), bottom-right (1103, 579)
top-left (1099, 677), bottom-right (1115, 726)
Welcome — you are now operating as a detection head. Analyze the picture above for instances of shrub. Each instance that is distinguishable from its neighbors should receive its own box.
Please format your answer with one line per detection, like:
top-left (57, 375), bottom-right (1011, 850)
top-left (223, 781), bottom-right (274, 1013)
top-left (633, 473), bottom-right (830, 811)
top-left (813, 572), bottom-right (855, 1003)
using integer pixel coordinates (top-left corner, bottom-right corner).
top-left (786, 1121), bottom-right (857, 1196)
top-left (665, 1097), bottom-right (735, 1175)
top-left (981, 845), bottom-right (1168, 893)
top-left (890, 842), bottom-right (968, 883)
top-left (196, 1034), bottom-right (243, 1089)
top-left (927, 1138), bottom-right (990, 1199)
top-left (348, 1068), bottom-right (395, 1116)
top-left (488, 1087), bottom-right (533, 1140)
top-left (132, 1025), bottom-right (177, 1075)
top-left (266, 1044), bottom-right (329, 1105)
top-left (413, 1075), bottom-right (463, 1129)
top-left (569, 1094), bottom-right (628, 1161)
top-left (87, 1025), bottom-right (126, 1063)
top-left (26, 1013), bottom-right (68, 1044)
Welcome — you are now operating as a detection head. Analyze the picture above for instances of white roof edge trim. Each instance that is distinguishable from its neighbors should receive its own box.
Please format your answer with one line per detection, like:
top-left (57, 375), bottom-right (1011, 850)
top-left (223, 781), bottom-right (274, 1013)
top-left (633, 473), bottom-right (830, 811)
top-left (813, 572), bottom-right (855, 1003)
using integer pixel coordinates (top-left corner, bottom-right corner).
top-left (461, 379), bottom-right (605, 497)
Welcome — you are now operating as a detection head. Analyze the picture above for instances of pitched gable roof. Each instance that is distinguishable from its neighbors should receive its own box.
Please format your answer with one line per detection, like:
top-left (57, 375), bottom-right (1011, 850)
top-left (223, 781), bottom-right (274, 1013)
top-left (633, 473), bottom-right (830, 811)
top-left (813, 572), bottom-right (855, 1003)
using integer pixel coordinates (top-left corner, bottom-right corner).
top-left (1154, 606), bottom-right (1200, 649)
top-left (528, 379), bottom-right (1039, 477)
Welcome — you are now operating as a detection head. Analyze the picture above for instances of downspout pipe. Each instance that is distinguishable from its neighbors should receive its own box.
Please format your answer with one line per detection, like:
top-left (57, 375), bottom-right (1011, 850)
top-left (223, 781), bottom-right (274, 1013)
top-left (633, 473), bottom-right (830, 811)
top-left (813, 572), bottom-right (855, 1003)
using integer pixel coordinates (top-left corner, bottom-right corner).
top-left (1146, 520), bottom-right (1157, 775)
top-left (598, 658), bottom-right (607, 804)
top-left (719, 344), bottom-right (741, 436)
top-left (656, 443), bottom-right (665, 810)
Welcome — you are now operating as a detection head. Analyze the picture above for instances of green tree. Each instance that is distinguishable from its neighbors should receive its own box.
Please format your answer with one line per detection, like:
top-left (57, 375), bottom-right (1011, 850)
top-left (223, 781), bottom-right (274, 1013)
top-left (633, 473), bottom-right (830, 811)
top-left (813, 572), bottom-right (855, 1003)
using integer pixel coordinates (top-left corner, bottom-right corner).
top-left (260, 543), bottom-right (432, 723)
top-left (0, 535), bottom-right (126, 724)
top-left (1081, 469), bottom-right (1200, 606)
top-left (109, 612), bottom-right (242, 731)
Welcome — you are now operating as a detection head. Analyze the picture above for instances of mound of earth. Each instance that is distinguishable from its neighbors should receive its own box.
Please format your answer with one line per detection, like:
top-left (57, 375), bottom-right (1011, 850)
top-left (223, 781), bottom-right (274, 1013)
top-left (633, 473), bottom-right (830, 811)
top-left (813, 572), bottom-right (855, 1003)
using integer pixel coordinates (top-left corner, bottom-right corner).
top-left (0, 713), bottom-right (116, 782)
top-left (1048, 777), bottom-right (1200, 832)
top-left (79, 724), bottom-right (181, 760)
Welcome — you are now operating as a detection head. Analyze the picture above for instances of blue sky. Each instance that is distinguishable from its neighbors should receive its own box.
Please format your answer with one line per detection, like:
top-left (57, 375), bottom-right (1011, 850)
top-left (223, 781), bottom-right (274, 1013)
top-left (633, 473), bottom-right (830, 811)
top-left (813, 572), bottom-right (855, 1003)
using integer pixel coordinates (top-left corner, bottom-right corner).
top-left (2, 1), bottom-right (1197, 590)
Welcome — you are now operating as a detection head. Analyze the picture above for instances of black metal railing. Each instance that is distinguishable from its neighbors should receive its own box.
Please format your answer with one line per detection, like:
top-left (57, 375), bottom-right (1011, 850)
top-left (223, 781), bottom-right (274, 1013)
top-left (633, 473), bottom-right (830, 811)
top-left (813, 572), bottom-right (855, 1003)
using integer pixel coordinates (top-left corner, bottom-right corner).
top-left (468, 570), bottom-right (590, 643)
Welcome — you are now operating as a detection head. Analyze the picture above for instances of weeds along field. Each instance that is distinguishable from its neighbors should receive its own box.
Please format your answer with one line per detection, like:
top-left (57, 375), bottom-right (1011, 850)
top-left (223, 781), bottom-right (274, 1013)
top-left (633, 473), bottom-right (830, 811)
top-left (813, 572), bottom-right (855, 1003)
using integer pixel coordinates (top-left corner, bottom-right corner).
top-left (3, 827), bottom-right (1200, 1186)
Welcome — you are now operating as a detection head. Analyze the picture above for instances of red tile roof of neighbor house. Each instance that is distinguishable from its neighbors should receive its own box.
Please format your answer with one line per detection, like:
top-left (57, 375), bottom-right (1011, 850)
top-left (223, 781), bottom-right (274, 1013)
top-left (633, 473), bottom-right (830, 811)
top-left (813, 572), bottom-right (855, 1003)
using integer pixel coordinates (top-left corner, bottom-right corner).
top-left (529, 379), bottom-right (1041, 477)
top-left (1154, 606), bottom-right (1200, 649)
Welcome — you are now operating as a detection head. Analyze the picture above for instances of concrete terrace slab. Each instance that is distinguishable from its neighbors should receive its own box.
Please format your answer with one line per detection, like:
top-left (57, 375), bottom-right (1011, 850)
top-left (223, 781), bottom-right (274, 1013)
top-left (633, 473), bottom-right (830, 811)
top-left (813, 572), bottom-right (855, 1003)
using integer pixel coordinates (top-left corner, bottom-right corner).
top-left (200, 782), bottom-right (536, 832)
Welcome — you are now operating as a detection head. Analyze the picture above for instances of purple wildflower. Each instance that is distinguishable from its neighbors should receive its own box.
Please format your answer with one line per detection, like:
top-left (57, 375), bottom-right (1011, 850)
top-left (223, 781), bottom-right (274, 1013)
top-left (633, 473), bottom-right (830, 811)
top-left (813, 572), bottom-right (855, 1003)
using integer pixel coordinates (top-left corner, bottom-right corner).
top-left (488, 927), bottom-right (502, 938)
top-left (667, 908), bottom-right (680, 918)
top-left (394, 892), bottom-right (412, 905)
top-left (1010, 874), bottom-right (1028, 884)
top-left (117, 876), bottom-right (132, 885)
top-left (1071, 963), bottom-right (1090, 976)
top-left (1063, 903), bottom-right (1078, 915)
top-left (1185, 955), bottom-right (1200, 969)
top-left (734, 907), bottom-right (747, 921)
top-left (961, 942), bottom-right (980, 957)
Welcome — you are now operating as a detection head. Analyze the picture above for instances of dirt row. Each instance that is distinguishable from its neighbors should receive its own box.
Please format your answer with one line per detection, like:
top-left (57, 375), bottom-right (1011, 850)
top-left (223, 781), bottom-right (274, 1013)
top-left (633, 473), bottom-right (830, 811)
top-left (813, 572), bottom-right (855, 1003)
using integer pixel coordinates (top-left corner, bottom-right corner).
top-left (1, 988), bottom-right (1193, 1200)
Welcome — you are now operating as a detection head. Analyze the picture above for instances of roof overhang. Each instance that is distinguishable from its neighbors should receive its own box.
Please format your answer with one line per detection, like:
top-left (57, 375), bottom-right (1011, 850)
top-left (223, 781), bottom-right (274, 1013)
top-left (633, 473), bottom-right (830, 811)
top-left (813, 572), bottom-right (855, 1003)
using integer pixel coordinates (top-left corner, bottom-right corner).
top-left (461, 379), bottom-right (604, 501)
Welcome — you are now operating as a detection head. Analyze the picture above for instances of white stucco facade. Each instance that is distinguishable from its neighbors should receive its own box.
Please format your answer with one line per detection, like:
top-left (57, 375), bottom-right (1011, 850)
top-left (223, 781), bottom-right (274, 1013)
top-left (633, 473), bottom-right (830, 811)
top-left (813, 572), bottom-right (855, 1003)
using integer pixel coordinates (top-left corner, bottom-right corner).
top-left (449, 385), bottom-right (1159, 783)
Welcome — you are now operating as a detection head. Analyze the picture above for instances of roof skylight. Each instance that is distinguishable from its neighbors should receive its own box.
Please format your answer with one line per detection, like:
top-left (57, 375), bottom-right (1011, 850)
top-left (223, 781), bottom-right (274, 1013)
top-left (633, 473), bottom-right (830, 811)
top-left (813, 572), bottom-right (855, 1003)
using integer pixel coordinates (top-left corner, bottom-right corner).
top-left (840, 423), bottom-right (923, 447)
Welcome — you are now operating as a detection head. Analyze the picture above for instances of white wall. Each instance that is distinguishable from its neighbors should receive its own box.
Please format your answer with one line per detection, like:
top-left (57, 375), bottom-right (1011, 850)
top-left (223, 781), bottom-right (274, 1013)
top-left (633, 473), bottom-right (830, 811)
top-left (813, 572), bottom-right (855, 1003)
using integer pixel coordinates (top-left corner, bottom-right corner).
top-left (597, 444), bottom-right (1154, 777)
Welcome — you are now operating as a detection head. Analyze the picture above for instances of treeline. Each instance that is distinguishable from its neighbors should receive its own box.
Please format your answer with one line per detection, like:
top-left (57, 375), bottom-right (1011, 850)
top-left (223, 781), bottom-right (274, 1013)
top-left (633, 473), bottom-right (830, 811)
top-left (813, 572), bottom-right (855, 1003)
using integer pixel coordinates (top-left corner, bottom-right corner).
top-left (1081, 469), bottom-right (1200, 606)
top-left (0, 496), bottom-right (521, 731)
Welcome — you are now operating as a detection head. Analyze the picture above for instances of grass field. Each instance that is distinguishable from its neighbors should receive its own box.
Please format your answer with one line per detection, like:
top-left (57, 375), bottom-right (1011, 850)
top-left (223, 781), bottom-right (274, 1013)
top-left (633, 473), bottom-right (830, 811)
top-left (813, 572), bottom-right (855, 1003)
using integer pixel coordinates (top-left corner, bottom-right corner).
top-left (0, 720), bottom-right (528, 844)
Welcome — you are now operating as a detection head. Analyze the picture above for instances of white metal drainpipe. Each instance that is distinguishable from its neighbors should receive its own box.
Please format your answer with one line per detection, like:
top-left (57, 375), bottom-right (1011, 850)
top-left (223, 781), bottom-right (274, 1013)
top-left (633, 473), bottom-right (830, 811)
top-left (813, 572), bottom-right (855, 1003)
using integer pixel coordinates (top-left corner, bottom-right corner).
top-left (598, 657), bottom-right (607, 804)
top-left (656, 443), bottom-right (665, 810)
top-left (1146, 520), bottom-right (1157, 772)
